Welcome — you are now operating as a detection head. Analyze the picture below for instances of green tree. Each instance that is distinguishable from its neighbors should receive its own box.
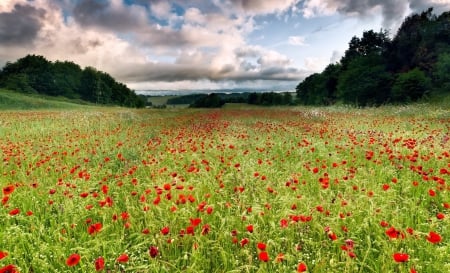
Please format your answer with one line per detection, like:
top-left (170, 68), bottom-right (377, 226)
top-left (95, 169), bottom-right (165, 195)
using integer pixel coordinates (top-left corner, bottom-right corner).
top-left (282, 92), bottom-right (293, 105)
top-left (433, 53), bottom-right (450, 93)
top-left (341, 30), bottom-right (390, 69)
top-left (52, 61), bottom-right (82, 99)
top-left (296, 73), bottom-right (324, 105)
top-left (190, 93), bottom-right (224, 108)
top-left (337, 54), bottom-right (392, 106)
top-left (79, 67), bottom-right (100, 102)
top-left (391, 68), bottom-right (431, 102)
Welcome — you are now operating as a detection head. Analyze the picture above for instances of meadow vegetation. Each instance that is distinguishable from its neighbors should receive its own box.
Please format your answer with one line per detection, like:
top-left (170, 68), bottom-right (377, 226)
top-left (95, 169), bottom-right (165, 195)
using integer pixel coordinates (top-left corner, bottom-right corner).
top-left (0, 104), bottom-right (448, 272)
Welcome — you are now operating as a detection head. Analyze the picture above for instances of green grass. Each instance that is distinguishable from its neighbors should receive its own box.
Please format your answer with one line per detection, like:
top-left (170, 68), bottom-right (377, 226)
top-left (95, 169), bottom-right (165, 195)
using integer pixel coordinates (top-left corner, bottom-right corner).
top-left (0, 89), bottom-right (94, 110)
top-left (0, 103), bottom-right (449, 273)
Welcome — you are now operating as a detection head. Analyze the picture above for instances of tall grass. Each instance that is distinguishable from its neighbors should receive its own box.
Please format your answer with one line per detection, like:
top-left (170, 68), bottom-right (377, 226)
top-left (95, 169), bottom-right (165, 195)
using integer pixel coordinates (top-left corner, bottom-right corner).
top-left (0, 106), bottom-right (448, 272)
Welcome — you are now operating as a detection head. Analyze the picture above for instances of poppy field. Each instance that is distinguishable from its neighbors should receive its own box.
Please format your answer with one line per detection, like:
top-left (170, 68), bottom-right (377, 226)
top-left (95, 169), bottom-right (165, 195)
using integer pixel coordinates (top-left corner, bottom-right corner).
top-left (0, 106), bottom-right (449, 272)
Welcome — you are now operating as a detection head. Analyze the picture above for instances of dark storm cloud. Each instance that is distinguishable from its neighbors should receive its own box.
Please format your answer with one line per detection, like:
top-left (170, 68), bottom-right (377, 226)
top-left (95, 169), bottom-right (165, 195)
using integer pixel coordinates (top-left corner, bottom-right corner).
top-left (0, 4), bottom-right (46, 46)
top-left (313, 0), bottom-right (450, 29)
top-left (72, 0), bottom-right (146, 32)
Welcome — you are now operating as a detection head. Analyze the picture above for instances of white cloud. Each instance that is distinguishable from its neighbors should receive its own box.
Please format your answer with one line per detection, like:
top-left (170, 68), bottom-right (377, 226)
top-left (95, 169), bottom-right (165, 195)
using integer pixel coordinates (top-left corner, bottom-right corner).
top-left (150, 1), bottom-right (172, 19)
top-left (288, 36), bottom-right (307, 46)
top-left (304, 57), bottom-right (328, 71)
top-left (0, 0), bottom-right (312, 91)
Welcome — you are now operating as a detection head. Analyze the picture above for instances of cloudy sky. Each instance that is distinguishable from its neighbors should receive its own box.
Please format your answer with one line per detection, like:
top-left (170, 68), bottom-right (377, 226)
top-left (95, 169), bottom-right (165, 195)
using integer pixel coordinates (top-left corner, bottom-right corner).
top-left (1, 0), bottom-right (449, 93)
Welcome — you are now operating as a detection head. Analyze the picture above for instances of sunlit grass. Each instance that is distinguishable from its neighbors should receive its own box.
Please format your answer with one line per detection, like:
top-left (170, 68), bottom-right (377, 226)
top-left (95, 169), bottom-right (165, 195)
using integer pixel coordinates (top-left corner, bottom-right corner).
top-left (0, 106), bottom-right (449, 272)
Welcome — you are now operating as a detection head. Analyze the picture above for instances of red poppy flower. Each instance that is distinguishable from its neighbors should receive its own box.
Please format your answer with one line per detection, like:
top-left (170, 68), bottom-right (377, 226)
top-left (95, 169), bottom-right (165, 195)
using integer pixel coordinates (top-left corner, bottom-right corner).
top-left (385, 227), bottom-right (404, 239)
top-left (186, 225), bottom-right (195, 235)
top-left (66, 253), bottom-right (81, 266)
top-left (0, 251), bottom-right (7, 260)
top-left (297, 262), bottom-right (307, 272)
top-left (0, 264), bottom-right (19, 273)
top-left (275, 253), bottom-right (284, 262)
top-left (8, 208), bottom-right (20, 216)
top-left (161, 226), bottom-right (170, 235)
top-left (240, 238), bottom-right (249, 247)
top-left (88, 223), bottom-right (103, 235)
top-left (393, 253), bottom-right (409, 263)
top-left (117, 253), bottom-right (129, 263)
top-left (348, 251), bottom-right (356, 258)
top-left (246, 225), bottom-right (254, 233)
top-left (2, 185), bottom-right (15, 195)
top-left (149, 246), bottom-right (158, 258)
top-left (121, 212), bottom-right (129, 220)
top-left (190, 218), bottom-right (202, 227)
top-left (426, 231), bottom-right (442, 244)
top-left (257, 242), bottom-right (266, 251)
top-left (258, 251), bottom-right (269, 262)
top-left (201, 224), bottom-right (210, 235)
top-left (94, 256), bottom-right (105, 271)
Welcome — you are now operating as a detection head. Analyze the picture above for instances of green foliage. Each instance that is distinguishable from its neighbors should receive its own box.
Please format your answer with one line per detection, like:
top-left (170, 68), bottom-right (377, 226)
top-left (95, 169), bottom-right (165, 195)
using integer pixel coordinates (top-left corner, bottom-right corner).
top-left (247, 92), bottom-right (293, 106)
top-left (190, 93), bottom-right (225, 108)
top-left (0, 55), bottom-right (145, 108)
top-left (392, 68), bottom-right (431, 101)
top-left (167, 94), bottom-right (208, 105)
top-left (337, 54), bottom-right (392, 106)
top-left (432, 53), bottom-right (450, 93)
top-left (296, 63), bottom-right (341, 105)
top-left (296, 8), bottom-right (450, 106)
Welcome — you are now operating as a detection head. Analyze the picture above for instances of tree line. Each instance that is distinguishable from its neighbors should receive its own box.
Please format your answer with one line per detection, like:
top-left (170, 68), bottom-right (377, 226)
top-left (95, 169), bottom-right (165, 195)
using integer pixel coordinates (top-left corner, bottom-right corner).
top-left (188, 92), bottom-right (293, 108)
top-left (0, 55), bottom-right (145, 108)
top-left (296, 8), bottom-right (450, 106)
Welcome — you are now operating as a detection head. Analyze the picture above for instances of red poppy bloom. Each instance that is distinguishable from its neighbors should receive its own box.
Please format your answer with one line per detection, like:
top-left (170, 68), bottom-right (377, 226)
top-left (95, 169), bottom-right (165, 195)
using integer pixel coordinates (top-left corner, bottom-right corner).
top-left (385, 227), bottom-right (404, 239)
top-left (186, 225), bottom-right (195, 235)
top-left (348, 251), bottom-right (356, 258)
top-left (117, 253), bottom-right (129, 263)
top-left (275, 253), bottom-right (284, 262)
top-left (436, 213), bottom-right (445, 220)
top-left (2, 185), bottom-right (15, 195)
top-left (88, 223), bottom-right (103, 235)
top-left (328, 232), bottom-right (337, 241)
top-left (246, 225), bottom-right (254, 233)
top-left (8, 208), bottom-right (20, 216)
top-left (0, 251), bottom-right (7, 260)
top-left (393, 253), bottom-right (409, 263)
top-left (257, 242), bottom-right (266, 251)
top-left (426, 231), bottom-right (442, 244)
top-left (149, 246), bottom-right (158, 258)
top-left (190, 218), bottom-right (202, 227)
top-left (121, 212), bottom-right (129, 220)
top-left (258, 251), bottom-right (269, 262)
top-left (66, 253), bottom-right (81, 266)
top-left (240, 238), bottom-right (249, 247)
top-left (0, 264), bottom-right (19, 273)
top-left (94, 256), bottom-right (105, 271)
top-left (201, 224), bottom-right (210, 235)
top-left (297, 262), bottom-right (307, 272)
top-left (161, 226), bottom-right (170, 235)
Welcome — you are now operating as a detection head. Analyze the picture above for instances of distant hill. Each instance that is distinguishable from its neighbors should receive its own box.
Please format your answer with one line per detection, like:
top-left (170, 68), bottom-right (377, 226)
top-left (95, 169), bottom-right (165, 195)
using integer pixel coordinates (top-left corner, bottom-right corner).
top-left (0, 88), bottom-right (94, 110)
top-left (0, 55), bottom-right (145, 108)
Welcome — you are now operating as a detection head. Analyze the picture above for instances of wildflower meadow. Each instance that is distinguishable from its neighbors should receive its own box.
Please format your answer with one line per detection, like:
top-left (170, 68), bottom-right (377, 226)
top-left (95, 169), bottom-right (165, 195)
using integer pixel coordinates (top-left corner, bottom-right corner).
top-left (0, 106), bottom-right (449, 272)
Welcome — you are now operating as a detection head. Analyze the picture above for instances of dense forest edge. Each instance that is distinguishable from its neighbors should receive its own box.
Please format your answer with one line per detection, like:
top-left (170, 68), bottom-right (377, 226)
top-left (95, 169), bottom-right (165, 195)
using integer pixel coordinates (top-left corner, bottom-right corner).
top-left (296, 8), bottom-right (450, 106)
top-left (0, 55), bottom-right (145, 108)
